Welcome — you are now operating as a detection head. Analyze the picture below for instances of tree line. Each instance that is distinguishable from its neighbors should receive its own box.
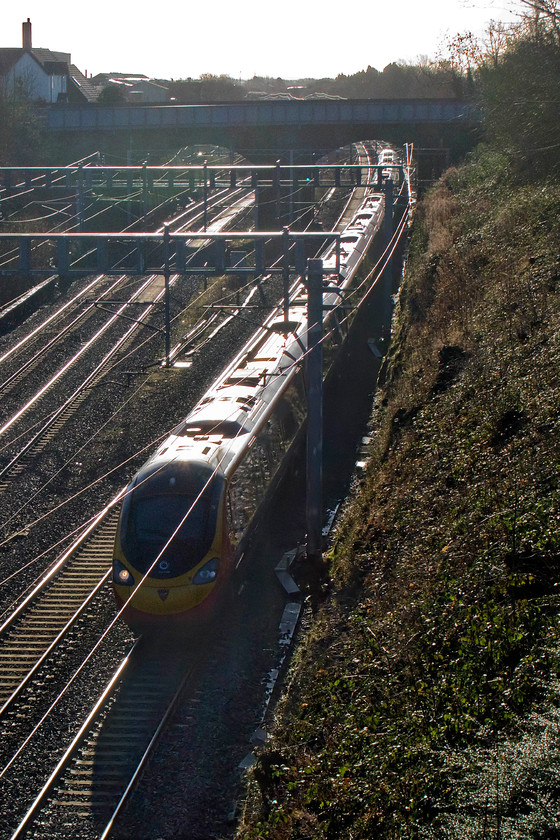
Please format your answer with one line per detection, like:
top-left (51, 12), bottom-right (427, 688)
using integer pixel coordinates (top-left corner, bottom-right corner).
top-left (165, 63), bottom-right (468, 103)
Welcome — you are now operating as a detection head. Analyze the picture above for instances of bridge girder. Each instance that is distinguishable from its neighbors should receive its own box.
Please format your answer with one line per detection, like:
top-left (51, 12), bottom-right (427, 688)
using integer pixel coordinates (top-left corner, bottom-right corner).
top-left (43, 99), bottom-right (481, 167)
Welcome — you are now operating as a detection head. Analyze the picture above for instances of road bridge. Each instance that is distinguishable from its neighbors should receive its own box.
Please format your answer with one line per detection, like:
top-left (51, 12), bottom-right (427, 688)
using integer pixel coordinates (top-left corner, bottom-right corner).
top-left (43, 98), bottom-right (480, 165)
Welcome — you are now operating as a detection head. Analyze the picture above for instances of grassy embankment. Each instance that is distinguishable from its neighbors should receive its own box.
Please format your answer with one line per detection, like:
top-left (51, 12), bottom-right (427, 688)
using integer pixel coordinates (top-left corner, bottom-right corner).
top-left (238, 147), bottom-right (560, 838)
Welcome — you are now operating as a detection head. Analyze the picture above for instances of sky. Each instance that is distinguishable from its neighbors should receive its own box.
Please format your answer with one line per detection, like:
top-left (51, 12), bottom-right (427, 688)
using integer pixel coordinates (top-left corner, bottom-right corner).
top-left (3, 0), bottom-right (521, 81)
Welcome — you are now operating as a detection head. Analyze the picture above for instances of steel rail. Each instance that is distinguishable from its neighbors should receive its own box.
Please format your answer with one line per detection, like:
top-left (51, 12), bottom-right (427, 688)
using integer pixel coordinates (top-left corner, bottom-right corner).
top-left (0, 275), bottom-right (169, 492)
top-left (0, 566), bottom-right (112, 718)
top-left (0, 275), bottom-right (130, 395)
top-left (0, 274), bottom-right (157, 441)
top-left (0, 492), bottom-right (122, 634)
top-left (0, 499), bottom-right (123, 735)
top-left (0, 181), bottom-right (248, 360)
top-left (0, 275), bottom-right (105, 366)
top-left (5, 639), bottom-right (206, 840)
top-left (7, 643), bottom-right (135, 840)
top-left (0, 188), bottom-right (259, 465)
top-left (97, 650), bottom-right (204, 840)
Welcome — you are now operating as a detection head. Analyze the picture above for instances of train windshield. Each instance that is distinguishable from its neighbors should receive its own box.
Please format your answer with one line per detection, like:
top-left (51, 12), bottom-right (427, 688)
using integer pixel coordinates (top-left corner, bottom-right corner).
top-left (134, 496), bottom-right (207, 544)
top-left (121, 464), bottom-right (224, 579)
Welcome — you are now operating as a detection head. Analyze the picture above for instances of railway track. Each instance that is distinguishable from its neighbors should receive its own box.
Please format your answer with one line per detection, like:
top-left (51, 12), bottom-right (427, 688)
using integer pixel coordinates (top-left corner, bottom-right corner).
top-left (0, 141), bottom-right (391, 838)
top-left (0, 274), bottom-right (123, 395)
top-left (0, 172), bottom-right (315, 831)
top-left (0, 274), bottom-right (172, 487)
top-left (0, 174), bottom-right (344, 511)
top-left (0, 489), bottom-right (209, 840)
top-left (0, 183), bottom-right (252, 391)
top-left (0, 502), bottom-right (120, 718)
top-left (0, 182), bottom-right (262, 492)
top-left (0, 142), bottom-right (377, 575)
top-left (13, 640), bottom-right (205, 840)
top-left (0, 260), bottom-right (285, 497)
top-left (0, 499), bottom-right (135, 839)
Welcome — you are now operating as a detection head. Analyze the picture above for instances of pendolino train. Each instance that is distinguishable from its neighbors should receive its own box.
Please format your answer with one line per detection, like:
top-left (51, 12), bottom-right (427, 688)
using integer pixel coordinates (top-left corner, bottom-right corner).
top-left (378, 147), bottom-right (401, 184)
top-left (112, 177), bottom-right (391, 626)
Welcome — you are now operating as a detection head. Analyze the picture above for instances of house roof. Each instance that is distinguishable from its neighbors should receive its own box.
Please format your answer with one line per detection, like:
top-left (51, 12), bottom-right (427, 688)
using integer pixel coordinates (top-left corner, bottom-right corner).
top-left (92, 72), bottom-right (150, 85)
top-left (0, 49), bottom-right (26, 74)
top-left (131, 79), bottom-right (169, 92)
top-left (32, 48), bottom-right (71, 66)
top-left (0, 47), bottom-right (71, 76)
top-left (68, 64), bottom-right (100, 103)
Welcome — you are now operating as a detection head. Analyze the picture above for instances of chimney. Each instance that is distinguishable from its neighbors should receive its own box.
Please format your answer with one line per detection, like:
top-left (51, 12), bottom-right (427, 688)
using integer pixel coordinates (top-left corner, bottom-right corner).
top-left (22, 18), bottom-right (32, 51)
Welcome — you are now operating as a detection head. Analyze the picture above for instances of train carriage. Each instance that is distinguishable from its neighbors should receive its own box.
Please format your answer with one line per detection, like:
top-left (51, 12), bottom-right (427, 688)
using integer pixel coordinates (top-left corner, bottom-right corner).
top-left (112, 175), bottom-right (393, 626)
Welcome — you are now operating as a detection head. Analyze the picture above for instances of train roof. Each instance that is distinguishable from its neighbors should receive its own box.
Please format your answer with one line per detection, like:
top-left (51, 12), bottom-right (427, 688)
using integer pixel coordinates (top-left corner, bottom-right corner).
top-left (132, 186), bottom-right (386, 487)
top-left (130, 457), bottom-right (217, 493)
top-left (142, 315), bottom-right (303, 479)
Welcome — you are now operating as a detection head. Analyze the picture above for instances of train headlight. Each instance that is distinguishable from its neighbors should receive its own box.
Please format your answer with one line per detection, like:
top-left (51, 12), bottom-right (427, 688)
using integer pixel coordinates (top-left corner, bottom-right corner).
top-left (192, 557), bottom-right (219, 585)
top-left (113, 559), bottom-right (134, 586)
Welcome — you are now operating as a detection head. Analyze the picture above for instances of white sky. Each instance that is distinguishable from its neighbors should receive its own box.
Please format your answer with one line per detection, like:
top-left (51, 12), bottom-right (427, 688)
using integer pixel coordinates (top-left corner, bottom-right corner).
top-left (4, 1), bottom-right (520, 81)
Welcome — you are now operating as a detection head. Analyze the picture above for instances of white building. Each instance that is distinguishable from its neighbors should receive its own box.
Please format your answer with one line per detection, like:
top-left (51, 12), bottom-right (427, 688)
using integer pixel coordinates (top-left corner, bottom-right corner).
top-left (91, 73), bottom-right (170, 104)
top-left (0, 19), bottom-right (98, 104)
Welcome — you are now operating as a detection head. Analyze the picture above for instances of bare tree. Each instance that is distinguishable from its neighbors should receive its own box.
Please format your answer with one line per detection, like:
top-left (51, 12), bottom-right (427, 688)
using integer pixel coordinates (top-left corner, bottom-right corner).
top-left (443, 30), bottom-right (483, 72)
top-left (483, 21), bottom-right (516, 67)
top-left (516, 0), bottom-right (560, 41)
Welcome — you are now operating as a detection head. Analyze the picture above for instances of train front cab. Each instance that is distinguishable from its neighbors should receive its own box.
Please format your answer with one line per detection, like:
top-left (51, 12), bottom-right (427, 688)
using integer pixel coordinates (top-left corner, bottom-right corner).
top-left (113, 459), bottom-right (232, 627)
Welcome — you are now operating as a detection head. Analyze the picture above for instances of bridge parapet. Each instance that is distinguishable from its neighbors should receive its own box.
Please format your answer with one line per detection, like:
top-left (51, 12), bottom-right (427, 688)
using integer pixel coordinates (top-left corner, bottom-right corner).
top-left (45, 99), bottom-right (478, 133)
